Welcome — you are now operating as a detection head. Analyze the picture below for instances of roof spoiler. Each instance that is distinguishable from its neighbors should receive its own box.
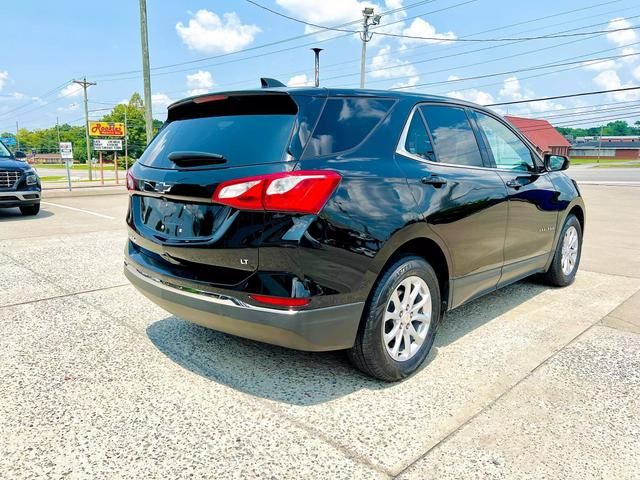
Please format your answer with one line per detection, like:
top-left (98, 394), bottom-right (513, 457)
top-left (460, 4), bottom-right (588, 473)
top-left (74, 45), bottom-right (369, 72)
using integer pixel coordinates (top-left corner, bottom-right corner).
top-left (260, 77), bottom-right (286, 88)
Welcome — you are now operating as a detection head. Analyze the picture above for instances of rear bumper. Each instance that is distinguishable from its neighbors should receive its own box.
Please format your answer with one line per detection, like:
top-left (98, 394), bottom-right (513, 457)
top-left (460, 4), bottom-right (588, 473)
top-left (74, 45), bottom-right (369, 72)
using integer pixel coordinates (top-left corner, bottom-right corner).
top-left (124, 261), bottom-right (364, 351)
top-left (0, 190), bottom-right (41, 208)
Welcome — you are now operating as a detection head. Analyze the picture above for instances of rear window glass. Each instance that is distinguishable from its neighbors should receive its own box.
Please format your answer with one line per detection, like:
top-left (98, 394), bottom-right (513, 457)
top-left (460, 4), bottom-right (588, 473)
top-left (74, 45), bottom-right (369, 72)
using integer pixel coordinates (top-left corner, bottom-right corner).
top-left (140, 94), bottom-right (297, 169)
top-left (303, 98), bottom-right (394, 157)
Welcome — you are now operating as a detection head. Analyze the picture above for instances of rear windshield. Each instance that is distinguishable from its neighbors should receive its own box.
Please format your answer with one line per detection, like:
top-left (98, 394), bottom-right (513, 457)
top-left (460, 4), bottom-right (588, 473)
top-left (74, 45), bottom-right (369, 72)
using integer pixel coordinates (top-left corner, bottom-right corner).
top-left (139, 94), bottom-right (297, 169)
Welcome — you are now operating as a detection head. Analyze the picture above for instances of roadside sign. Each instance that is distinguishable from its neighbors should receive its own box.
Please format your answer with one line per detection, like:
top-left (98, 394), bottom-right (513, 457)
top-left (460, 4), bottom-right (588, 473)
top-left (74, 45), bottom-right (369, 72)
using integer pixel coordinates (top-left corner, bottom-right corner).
top-left (89, 121), bottom-right (125, 137)
top-left (0, 136), bottom-right (16, 146)
top-left (59, 142), bottom-right (73, 160)
top-left (93, 139), bottom-right (123, 151)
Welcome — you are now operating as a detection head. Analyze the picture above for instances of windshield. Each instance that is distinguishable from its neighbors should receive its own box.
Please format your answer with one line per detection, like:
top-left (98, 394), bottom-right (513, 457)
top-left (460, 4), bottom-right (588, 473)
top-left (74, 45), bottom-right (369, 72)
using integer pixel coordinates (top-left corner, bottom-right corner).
top-left (0, 141), bottom-right (11, 157)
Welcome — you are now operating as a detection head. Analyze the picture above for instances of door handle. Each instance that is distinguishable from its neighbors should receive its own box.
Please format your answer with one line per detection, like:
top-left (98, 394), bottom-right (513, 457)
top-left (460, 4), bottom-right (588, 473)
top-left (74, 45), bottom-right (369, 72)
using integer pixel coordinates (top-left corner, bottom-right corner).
top-left (421, 175), bottom-right (447, 187)
top-left (506, 179), bottom-right (522, 189)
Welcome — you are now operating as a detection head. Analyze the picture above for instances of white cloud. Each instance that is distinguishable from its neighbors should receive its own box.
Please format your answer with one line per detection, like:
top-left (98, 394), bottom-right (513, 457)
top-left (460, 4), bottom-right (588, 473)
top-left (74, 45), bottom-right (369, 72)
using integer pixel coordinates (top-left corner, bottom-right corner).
top-left (621, 46), bottom-right (639, 64)
top-left (593, 69), bottom-right (640, 101)
top-left (606, 17), bottom-right (637, 46)
top-left (287, 74), bottom-right (314, 87)
top-left (634, 65), bottom-right (640, 81)
top-left (582, 59), bottom-right (619, 71)
top-left (152, 93), bottom-right (173, 111)
top-left (0, 71), bottom-right (8, 91)
top-left (499, 76), bottom-right (525, 101)
top-left (370, 45), bottom-right (418, 78)
top-left (447, 88), bottom-right (494, 105)
top-left (276, 0), bottom-right (375, 29)
top-left (176, 10), bottom-right (261, 54)
top-left (400, 18), bottom-right (456, 45)
top-left (186, 70), bottom-right (214, 95)
top-left (57, 103), bottom-right (79, 112)
top-left (59, 83), bottom-right (83, 98)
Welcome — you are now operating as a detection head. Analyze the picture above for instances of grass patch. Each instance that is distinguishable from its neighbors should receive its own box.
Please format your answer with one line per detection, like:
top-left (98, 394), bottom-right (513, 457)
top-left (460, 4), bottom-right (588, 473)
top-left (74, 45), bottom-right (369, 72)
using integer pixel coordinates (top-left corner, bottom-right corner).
top-left (33, 163), bottom-right (126, 171)
top-left (569, 157), bottom-right (634, 165)
top-left (594, 163), bottom-right (640, 168)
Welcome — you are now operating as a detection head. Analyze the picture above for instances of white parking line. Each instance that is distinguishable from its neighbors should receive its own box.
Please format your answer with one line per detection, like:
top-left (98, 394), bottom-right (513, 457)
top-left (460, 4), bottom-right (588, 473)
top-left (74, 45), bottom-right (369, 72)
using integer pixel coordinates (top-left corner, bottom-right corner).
top-left (41, 201), bottom-right (116, 220)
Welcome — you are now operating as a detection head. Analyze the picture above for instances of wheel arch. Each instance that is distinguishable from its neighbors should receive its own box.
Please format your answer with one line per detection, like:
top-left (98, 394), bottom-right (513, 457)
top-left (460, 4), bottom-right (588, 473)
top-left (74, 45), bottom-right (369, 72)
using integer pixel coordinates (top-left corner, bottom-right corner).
top-left (366, 225), bottom-right (453, 311)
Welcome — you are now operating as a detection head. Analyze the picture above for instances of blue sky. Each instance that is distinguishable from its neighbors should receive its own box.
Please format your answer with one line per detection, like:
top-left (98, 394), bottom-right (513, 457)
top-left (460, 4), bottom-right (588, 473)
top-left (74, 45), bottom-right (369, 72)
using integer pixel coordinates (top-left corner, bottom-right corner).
top-left (1, 0), bottom-right (639, 132)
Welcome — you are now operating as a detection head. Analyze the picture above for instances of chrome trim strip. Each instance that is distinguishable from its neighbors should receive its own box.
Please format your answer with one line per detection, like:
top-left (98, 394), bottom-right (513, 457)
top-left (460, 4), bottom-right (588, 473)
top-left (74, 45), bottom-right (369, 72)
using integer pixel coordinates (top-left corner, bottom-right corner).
top-left (130, 190), bottom-right (213, 204)
top-left (0, 191), bottom-right (41, 201)
top-left (125, 262), bottom-right (362, 316)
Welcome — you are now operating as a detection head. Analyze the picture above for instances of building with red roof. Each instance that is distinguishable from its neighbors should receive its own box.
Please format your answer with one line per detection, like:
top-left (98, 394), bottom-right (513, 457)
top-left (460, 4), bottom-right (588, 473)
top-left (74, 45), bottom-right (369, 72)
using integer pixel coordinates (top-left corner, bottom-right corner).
top-left (505, 115), bottom-right (571, 156)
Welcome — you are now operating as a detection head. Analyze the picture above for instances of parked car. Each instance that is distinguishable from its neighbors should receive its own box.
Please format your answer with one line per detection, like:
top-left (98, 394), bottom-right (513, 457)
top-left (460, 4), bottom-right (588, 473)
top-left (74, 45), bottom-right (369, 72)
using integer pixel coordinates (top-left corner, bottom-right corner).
top-left (0, 145), bottom-right (41, 216)
top-left (124, 87), bottom-right (585, 381)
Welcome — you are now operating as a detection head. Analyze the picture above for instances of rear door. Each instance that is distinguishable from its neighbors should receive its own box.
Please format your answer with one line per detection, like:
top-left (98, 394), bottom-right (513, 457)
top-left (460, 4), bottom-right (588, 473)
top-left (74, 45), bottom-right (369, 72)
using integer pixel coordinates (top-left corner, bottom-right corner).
top-left (127, 92), bottom-right (324, 287)
top-left (396, 104), bottom-right (509, 308)
top-left (470, 109), bottom-right (558, 286)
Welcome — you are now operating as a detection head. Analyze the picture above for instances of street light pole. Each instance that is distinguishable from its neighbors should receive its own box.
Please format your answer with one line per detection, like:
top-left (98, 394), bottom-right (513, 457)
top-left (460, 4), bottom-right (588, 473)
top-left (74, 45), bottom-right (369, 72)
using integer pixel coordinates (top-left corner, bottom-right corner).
top-left (139, 0), bottom-right (153, 144)
top-left (359, 8), bottom-right (381, 89)
top-left (73, 78), bottom-right (96, 181)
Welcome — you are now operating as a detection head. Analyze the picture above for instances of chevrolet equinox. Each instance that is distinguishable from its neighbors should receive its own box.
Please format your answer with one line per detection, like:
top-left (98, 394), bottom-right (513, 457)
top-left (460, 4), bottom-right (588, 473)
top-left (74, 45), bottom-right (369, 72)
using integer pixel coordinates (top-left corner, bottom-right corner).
top-left (124, 86), bottom-right (585, 381)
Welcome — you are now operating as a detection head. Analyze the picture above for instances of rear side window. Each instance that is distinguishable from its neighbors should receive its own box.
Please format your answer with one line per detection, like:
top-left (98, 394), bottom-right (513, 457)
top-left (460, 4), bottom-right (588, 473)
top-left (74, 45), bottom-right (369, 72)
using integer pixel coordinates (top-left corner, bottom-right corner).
top-left (420, 105), bottom-right (484, 167)
top-left (303, 98), bottom-right (394, 158)
top-left (404, 110), bottom-right (435, 162)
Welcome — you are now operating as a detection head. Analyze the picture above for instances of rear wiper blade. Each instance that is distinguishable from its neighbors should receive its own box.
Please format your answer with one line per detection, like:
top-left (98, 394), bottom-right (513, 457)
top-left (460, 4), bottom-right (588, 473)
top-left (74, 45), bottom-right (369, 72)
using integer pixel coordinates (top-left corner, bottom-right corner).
top-left (168, 151), bottom-right (227, 166)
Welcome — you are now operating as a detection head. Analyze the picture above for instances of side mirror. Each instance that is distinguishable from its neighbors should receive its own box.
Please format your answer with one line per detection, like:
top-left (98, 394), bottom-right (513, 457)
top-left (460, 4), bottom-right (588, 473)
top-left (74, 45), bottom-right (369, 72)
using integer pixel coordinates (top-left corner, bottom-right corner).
top-left (14, 151), bottom-right (26, 159)
top-left (544, 153), bottom-right (569, 172)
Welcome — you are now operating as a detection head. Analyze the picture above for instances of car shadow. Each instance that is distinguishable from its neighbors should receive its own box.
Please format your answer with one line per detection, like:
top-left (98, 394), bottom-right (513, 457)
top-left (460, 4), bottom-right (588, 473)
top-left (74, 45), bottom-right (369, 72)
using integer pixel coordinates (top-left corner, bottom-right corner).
top-left (0, 209), bottom-right (53, 221)
top-left (146, 278), bottom-right (548, 406)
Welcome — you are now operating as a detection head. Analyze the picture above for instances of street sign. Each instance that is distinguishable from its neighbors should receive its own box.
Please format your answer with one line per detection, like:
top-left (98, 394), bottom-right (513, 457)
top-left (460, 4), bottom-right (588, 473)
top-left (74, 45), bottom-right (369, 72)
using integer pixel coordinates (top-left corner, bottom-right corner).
top-left (93, 139), bottom-right (123, 151)
top-left (0, 136), bottom-right (16, 146)
top-left (89, 121), bottom-right (125, 137)
top-left (59, 142), bottom-right (73, 160)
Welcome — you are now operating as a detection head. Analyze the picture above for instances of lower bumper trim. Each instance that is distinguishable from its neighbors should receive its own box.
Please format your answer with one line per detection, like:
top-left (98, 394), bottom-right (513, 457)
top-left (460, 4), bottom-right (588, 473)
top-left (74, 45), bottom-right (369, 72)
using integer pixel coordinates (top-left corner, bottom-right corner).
top-left (124, 262), bottom-right (364, 352)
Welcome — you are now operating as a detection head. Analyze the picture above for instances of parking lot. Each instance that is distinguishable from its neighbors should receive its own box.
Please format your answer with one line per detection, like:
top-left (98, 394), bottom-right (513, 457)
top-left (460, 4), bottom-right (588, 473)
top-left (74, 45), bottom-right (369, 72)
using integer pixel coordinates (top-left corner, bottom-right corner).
top-left (1, 184), bottom-right (639, 478)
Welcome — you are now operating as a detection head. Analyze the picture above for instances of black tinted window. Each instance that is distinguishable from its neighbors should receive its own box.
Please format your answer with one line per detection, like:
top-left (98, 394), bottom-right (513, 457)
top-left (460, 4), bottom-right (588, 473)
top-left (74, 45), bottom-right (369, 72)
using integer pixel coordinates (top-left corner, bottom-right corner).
top-left (139, 114), bottom-right (295, 169)
top-left (421, 105), bottom-right (484, 167)
top-left (404, 111), bottom-right (435, 161)
top-left (303, 98), bottom-right (394, 157)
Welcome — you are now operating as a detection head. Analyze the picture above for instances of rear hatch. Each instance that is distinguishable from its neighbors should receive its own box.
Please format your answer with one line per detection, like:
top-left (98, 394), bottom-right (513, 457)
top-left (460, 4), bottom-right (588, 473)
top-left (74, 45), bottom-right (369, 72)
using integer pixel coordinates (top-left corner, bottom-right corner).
top-left (127, 90), bottom-right (325, 287)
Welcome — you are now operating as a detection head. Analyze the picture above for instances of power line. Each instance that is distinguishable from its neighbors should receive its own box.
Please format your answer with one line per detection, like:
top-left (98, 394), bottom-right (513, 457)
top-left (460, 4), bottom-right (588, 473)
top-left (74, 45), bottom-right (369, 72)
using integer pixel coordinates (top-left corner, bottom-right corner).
top-left (391, 50), bottom-right (640, 90)
top-left (374, 25), bottom-right (640, 43)
top-left (485, 86), bottom-right (640, 107)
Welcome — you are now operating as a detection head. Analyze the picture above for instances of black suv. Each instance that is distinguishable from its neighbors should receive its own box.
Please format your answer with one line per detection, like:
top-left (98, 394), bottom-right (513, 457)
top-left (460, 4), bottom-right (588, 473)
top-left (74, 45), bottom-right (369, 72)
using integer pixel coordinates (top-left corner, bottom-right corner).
top-left (125, 87), bottom-right (585, 381)
top-left (0, 145), bottom-right (41, 216)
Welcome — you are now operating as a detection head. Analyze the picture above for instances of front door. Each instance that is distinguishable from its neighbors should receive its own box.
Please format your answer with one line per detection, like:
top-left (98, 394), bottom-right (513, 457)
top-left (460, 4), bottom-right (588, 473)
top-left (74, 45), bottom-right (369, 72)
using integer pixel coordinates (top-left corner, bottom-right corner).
top-left (470, 110), bottom-right (558, 286)
top-left (396, 104), bottom-right (509, 308)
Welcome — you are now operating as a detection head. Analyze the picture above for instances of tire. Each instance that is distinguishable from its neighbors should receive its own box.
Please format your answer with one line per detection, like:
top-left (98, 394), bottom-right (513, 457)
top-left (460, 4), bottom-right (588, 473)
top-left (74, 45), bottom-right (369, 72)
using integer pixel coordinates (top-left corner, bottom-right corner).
top-left (544, 214), bottom-right (582, 287)
top-left (20, 203), bottom-right (40, 216)
top-left (348, 256), bottom-right (440, 382)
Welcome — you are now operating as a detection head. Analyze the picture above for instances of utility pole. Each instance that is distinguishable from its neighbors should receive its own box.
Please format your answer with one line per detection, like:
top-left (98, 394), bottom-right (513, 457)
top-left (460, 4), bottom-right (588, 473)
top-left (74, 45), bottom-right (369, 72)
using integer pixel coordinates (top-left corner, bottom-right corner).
top-left (15, 121), bottom-right (20, 151)
top-left (73, 78), bottom-right (97, 181)
top-left (597, 124), bottom-right (604, 164)
top-left (359, 8), bottom-right (381, 89)
top-left (139, 0), bottom-right (153, 144)
top-left (124, 108), bottom-right (129, 172)
top-left (56, 116), bottom-right (61, 145)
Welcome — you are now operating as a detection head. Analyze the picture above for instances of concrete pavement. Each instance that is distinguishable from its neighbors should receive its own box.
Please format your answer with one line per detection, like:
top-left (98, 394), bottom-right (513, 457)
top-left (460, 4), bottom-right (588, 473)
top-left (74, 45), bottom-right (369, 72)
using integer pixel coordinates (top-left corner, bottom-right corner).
top-left (0, 184), bottom-right (639, 478)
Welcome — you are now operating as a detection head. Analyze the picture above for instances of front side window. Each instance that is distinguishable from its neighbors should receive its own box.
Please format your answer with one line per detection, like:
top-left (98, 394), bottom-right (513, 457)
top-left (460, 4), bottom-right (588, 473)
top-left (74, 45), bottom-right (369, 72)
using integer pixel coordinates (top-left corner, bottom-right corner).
top-left (420, 105), bottom-right (484, 167)
top-left (474, 111), bottom-right (535, 172)
top-left (404, 110), bottom-right (435, 161)
top-left (303, 98), bottom-right (395, 157)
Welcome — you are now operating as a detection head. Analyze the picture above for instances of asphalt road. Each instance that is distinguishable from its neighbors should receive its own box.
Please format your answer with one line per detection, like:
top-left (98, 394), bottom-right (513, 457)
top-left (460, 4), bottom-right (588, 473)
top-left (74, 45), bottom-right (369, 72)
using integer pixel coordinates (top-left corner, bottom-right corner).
top-left (0, 185), bottom-right (639, 478)
top-left (568, 164), bottom-right (640, 185)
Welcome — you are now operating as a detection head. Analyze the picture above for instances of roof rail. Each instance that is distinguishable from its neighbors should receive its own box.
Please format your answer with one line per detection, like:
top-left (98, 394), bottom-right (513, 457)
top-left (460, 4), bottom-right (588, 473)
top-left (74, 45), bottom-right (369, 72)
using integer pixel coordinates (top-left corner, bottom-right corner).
top-left (260, 78), bottom-right (286, 88)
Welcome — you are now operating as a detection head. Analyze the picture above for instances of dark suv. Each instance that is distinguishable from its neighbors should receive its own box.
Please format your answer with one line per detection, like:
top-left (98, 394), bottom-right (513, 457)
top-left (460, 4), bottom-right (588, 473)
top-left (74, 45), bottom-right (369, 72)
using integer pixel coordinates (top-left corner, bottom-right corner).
top-left (0, 145), bottom-right (41, 216)
top-left (125, 87), bottom-right (585, 381)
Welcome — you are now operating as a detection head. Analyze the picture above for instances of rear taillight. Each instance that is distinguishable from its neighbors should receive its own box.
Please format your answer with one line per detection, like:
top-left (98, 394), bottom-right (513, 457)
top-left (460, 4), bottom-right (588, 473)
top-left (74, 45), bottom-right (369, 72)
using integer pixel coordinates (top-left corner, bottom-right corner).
top-left (213, 170), bottom-right (341, 215)
top-left (126, 170), bottom-right (137, 191)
